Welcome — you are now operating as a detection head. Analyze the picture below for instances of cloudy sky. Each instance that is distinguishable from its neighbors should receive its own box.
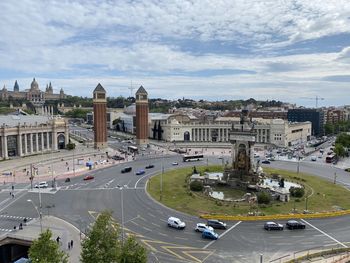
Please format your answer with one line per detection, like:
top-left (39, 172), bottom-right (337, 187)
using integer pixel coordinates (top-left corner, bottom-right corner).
top-left (1, 0), bottom-right (350, 107)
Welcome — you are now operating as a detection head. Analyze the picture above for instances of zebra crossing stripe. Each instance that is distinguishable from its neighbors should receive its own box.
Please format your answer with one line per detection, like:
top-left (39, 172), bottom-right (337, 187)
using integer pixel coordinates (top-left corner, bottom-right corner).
top-left (0, 214), bottom-right (33, 220)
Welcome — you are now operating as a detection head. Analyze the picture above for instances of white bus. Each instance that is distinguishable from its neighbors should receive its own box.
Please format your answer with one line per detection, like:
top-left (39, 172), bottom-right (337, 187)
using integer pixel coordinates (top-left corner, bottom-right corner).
top-left (127, 145), bottom-right (138, 153)
top-left (182, 154), bottom-right (204, 162)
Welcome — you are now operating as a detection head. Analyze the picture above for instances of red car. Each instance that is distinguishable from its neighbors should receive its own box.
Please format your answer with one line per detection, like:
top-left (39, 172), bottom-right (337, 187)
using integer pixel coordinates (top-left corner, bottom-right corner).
top-left (83, 175), bottom-right (94, 181)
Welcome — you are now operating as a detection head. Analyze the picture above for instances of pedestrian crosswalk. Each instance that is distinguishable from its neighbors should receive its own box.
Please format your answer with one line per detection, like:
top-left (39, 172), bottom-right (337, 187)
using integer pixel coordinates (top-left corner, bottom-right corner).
top-left (0, 228), bottom-right (13, 232)
top-left (0, 214), bottom-right (33, 220)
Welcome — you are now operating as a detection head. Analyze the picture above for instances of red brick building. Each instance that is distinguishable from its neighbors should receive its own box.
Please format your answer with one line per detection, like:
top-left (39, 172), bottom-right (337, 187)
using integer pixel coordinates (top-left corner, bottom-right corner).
top-left (326, 108), bottom-right (345, 124)
top-left (135, 86), bottom-right (149, 145)
top-left (93, 83), bottom-right (107, 149)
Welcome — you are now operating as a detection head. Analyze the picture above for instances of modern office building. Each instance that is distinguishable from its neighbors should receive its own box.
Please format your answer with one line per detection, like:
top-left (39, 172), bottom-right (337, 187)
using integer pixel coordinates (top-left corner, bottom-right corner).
top-left (0, 115), bottom-right (69, 160)
top-left (287, 109), bottom-right (325, 136)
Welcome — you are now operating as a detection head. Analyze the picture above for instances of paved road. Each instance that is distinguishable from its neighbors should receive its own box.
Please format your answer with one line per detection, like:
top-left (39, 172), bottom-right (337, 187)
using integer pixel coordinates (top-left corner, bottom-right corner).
top-left (1, 154), bottom-right (350, 262)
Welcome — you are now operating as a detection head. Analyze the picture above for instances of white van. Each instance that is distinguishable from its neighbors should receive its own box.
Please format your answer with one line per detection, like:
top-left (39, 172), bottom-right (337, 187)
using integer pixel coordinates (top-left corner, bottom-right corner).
top-left (311, 156), bottom-right (317, 161)
top-left (167, 217), bottom-right (186, 229)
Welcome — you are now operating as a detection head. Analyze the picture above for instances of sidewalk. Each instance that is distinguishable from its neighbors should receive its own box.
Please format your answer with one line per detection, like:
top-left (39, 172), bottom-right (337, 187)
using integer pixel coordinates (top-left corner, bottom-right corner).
top-left (0, 144), bottom-right (122, 184)
top-left (4, 215), bottom-right (83, 263)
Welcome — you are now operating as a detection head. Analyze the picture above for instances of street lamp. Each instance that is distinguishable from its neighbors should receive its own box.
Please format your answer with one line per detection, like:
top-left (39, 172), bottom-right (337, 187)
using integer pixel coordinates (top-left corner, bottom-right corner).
top-left (118, 186), bottom-right (125, 245)
top-left (160, 161), bottom-right (164, 201)
top-left (27, 199), bottom-right (42, 233)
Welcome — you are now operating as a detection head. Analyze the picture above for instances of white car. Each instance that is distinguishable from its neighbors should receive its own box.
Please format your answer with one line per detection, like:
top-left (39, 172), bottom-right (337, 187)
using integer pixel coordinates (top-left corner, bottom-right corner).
top-left (34, 181), bottom-right (49, 188)
top-left (195, 223), bottom-right (214, 232)
top-left (167, 217), bottom-right (186, 229)
top-left (172, 162), bottom-right (178, 166)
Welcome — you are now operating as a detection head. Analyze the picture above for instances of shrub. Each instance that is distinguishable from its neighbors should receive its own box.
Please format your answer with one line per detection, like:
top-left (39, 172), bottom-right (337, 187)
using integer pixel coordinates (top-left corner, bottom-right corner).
top-left (257, 192), bottom-right (271, 204)
top-left (189, 181), bottom-right (203, 192)
top-left (66, 142), bottom-right (76, 150)
top-left (290, 187), bottom-right (305, 198)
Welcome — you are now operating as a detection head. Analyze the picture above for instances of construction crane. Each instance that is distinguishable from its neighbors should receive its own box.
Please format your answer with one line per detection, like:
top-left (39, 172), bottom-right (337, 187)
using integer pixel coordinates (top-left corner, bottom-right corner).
top-left (128, 80), bottom-right (134, 98)
top-left (300, 96), bottom-right (325, 108)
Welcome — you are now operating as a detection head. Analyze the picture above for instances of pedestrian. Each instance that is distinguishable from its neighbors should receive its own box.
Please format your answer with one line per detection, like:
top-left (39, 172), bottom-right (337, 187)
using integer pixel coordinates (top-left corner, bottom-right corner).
top-left (70, 240), bottom-right (73, 248)
top-left (9, 191), bottom-right (11, 197)
top-left (56, 236), bottom-right (60, 244)
top-left (68, 242), bottom-right (71, 250)
top-left (12, 193), bottom-right (14, 198)
top-left (67, 167), bottom-right (69, 171)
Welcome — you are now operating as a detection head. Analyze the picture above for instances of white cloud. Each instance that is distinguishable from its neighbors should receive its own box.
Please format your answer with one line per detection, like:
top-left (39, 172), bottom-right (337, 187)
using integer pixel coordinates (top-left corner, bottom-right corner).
top-left (0, 0), bottom-right (350, 106)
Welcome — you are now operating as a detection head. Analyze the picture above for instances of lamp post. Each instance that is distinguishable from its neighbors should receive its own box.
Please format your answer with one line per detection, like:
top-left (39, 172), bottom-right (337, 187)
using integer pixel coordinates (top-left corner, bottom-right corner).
top-left (27, 199), bottom-right (42, 233)
top-left (73, 147), bottom-right (76, 177)
top-left (160, 161), bottom-right (163, 201)
top-left (118, 186), bottom-right (125, 245)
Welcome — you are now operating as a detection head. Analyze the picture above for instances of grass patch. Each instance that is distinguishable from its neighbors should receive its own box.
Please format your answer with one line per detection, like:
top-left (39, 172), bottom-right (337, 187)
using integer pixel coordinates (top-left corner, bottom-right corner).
top-left (147, 166), bottom-right (350, 216)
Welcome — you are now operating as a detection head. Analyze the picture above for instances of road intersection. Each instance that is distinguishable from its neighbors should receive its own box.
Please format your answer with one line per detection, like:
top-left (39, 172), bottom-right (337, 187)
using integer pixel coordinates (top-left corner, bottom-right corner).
top-left (1, 144), bottom-right (350, 262)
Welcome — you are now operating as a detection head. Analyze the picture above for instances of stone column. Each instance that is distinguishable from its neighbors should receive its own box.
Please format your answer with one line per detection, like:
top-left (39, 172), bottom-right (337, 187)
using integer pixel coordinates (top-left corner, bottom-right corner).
top-left (36, 133), bottom-right (39, 152)
top-left (17, 134), bottom-right (22, 157)
top-left (24, 134), bottom-right (27, 155)
top-left (41, 132), bottom-right (44, 151)
top-left (30, 133), bottom-right (33, 154)
top-left (2, 135), bottom-right (8, 159)
top-left (46, 132), bottom-right (50, 149)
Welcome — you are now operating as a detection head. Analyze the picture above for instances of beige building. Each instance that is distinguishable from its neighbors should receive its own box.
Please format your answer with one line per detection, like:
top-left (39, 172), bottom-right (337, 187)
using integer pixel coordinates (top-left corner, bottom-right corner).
top-left (150, 114), bottom-right (311, 147)
top-left (0, 115), bottom-right (69, 159)
top-left (0, 78), bottom-right (66, 103)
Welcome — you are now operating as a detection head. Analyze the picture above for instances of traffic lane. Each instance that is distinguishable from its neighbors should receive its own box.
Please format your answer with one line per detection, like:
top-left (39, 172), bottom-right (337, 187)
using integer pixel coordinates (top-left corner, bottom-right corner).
top-left (269, 161), bottom-right (350, 187)
top-left (208, 220), bottom-right (336, 261)
top-left (300, 216), bottom-right (350, 245)
top-left (113, 189), bottom-right (208, 247)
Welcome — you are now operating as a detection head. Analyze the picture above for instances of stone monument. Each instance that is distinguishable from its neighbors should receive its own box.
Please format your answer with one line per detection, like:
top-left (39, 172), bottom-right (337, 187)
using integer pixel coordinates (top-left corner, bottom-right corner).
top-left (223, 109), bottom-right (259, 188)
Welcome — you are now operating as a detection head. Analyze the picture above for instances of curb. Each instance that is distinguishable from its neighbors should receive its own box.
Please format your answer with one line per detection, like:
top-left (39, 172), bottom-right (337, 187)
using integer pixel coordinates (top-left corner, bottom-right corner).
top-left (199, 210), bottom-right (350, 221)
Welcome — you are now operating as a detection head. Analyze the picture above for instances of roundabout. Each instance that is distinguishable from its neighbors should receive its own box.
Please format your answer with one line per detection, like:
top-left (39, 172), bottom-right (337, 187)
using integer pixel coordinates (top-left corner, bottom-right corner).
top-left (2, 154), bottom-right (350, 262)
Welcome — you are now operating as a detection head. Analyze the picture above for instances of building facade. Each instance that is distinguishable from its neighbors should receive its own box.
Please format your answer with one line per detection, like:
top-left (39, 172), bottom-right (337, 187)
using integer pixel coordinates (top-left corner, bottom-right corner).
top-left (287, 109), bottom-right (325, 136)
top-left (0, 78), bottom-right (66, 104)
top-left (93, 83), bottom-right (107, 149)
top-left (135, 86), bottom-right (149, 145)
top-left (325, 108), bottom-right (346, 124)
top-left (149, 114), bottom-right (311, 147)
top-left (0, 115), bottom-right (69, 160)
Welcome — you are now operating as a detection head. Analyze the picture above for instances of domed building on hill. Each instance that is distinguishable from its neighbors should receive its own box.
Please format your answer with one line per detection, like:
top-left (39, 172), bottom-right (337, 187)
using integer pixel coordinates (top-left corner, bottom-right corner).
top-left (0, 78), bottom-right (66, 104)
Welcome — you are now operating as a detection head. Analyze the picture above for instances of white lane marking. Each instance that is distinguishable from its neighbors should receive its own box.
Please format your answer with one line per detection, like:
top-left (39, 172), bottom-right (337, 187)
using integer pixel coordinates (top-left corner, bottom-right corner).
top-left (174, 236), bottom-right (188, 241)
top-left (0, 186), bottom-right (29, 213)
top-left (203, 221), bottom-right (242, 249)
top-left (301, 219), bottom-right (348, 248)
top-left (134, 173), bottom-right (150, 188)
top-left (142, 227), bottom-right (152, 232)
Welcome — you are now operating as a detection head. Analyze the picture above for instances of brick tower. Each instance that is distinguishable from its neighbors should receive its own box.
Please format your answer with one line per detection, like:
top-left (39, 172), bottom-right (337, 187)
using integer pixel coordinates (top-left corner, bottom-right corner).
top-left (93, 83), bottom-right (107, 149)
top-left (135, 85), bottom-right (149, 145)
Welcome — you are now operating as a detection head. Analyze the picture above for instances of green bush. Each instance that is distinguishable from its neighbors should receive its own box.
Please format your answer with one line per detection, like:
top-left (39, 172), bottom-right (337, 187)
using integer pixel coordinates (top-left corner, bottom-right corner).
top-left (257, 192), bottom-right (271, 204)
top-left (189, 181), bottom-right (203, 192)
top-left (66, 142), bottom-right (76, 150)
top-left (290, 187), bottom-right (305, 198)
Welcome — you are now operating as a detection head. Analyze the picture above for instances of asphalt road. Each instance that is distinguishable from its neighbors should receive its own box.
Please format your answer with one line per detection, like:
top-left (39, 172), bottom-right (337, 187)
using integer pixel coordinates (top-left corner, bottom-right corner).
top-left (1, 154), bottom-right (350, 262)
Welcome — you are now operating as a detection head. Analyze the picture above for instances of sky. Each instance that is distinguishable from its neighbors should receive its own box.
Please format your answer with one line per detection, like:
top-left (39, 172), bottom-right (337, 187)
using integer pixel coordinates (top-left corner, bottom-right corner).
top-left (1, 0), bottom-right (350, 107)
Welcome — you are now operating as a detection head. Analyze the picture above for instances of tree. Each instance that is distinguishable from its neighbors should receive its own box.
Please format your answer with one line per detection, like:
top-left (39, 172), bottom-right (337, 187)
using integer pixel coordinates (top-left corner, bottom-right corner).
top-left (119, 236), bottom-right (147, 263)
top-left (334, 143), bottom-right (346, 158)
top-left (81, 211), bottom-right (120, 263)
top-left (190, 180), bottom-right (204, 191)
top-left (290, 187), bottom-right (305, 198)
top-left (336, 133), bottom-right (350, 148)
top-left (257, 192), bottom-right (271, 204)
top-left (324, 123), bottom-right (335, 135)
top-left (28, 229), bottom-right (68, 263)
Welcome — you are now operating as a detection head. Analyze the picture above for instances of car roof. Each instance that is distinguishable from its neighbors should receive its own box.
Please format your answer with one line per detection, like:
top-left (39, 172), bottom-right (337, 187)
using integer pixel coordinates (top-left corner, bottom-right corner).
top-left (265, 222), bottom-right (276, 224)
top-left (197, 223), bottom-right (206, 226)
top-left (168, 217), bottom-right (180, 221)
top-left (287, 220), bottom-right (299, 223)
